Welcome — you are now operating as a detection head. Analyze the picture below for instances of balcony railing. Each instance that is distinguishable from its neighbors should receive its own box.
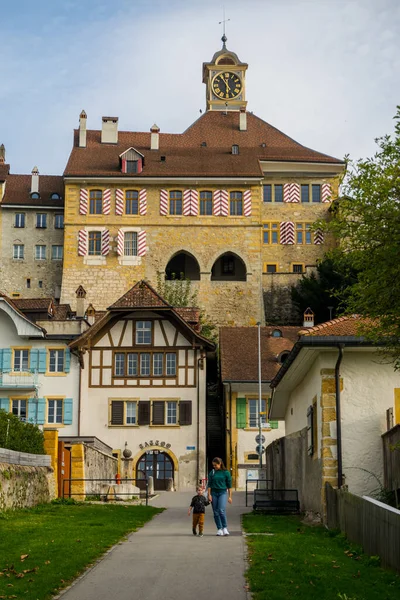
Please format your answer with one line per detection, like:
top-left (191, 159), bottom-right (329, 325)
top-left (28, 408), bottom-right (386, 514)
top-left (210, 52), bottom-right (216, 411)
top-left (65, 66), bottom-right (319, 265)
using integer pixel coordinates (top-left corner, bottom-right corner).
top-left (0, 369), bottom-right (38, 389)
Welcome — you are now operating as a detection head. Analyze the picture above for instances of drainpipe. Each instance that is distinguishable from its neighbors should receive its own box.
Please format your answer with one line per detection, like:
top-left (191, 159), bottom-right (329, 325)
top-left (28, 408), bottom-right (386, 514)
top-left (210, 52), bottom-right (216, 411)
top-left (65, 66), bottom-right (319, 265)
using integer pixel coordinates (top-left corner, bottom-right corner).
top-left (196, 352), bottom-right (203, 486)
top-left (229, 382), bottom-right (233, 482)
top-left (335, 344), bottom-right (344, 488)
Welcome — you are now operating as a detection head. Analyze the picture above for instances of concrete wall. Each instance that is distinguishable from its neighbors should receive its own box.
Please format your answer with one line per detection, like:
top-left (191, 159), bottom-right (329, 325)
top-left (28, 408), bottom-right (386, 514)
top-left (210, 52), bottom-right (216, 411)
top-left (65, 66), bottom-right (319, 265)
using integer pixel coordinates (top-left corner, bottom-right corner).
top-left (0, 447), bottom-right (50, 467)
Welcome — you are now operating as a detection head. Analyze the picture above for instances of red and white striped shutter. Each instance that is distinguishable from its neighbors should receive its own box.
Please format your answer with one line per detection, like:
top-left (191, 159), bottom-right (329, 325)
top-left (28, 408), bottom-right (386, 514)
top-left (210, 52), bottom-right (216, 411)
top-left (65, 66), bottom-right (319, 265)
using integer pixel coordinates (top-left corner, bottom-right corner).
top-left (115, 189), bottom-right (124, 215)
top-left (160, 189), bottom-right (168, 215)
top-left (78, 229), bottom-right (88, 256)
top-left (101, 229), bottom-right (110, 255)
top-left (103, 189), bottom-right (111, 215)
top-left (220, 190), bottom-right (229, 216)
top-left (283, 183), bottom-right (291, 203)
top-left (138, 230), bottom-right (147, 256)
top-left (290, 183), bottom-right (300, 203)
top-left (213, 190), bottom-right (221, 216)
top-left (314, 229), bottom-right (324, 244)
top-left (243, 190), bottom-right (252, 216)
top-left (117, 229), bottom-right (124, 255)
top-left (79, 189), bottom-right (88, 215)
top-left (139, 189), bottom-right (147, 215)
top-left (322, 183), bottom-right (331, 203)
top-left (121, 159), bottom-right (127, 174)
top-left (280, 221), bottom-right (295, 244)
top-left (190, 189), bottom-right (199, 215)
top-left (183, 190), bottom-right (191, 216)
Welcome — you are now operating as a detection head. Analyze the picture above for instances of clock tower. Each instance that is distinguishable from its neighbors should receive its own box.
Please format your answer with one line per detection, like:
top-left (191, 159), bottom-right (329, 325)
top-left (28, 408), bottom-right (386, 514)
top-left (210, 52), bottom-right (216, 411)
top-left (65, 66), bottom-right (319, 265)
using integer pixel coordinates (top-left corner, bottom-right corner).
top-left (202, 35), bottom-right (248, 111)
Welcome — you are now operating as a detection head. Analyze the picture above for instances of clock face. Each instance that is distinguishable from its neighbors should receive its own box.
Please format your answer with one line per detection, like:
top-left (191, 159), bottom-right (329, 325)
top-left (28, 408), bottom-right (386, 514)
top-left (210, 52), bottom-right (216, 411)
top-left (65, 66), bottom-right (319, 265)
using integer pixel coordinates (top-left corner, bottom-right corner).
top-left (212, 72), bottom-right (242, 100)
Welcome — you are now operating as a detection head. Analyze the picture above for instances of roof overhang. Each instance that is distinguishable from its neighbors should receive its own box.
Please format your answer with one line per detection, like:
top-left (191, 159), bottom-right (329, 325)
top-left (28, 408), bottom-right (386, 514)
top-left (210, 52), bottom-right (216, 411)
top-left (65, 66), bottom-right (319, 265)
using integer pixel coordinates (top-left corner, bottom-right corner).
top-left (260, 160), bottom-right (345, 176)
top-left (0, 298), bottom-right (45, 338)
top-left (63, 176), bottom-right (263, 185)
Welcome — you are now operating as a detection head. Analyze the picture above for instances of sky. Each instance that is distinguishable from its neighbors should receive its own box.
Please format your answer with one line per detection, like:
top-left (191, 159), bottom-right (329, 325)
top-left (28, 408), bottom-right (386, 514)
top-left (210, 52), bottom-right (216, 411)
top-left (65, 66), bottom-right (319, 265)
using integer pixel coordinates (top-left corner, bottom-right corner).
top-left (0, 0), bottom-right (399, 175)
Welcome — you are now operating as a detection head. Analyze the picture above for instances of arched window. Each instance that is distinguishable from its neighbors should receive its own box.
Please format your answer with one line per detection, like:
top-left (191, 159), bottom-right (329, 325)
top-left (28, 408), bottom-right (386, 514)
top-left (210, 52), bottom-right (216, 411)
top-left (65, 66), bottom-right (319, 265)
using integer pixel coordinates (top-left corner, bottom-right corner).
top-left (272, 329), bottom-right (282, 337)
top-left (30, 192), bottom-right (40, 200)
top-left (51, 193), bottom-right (61, 200)
top-left (165, 251), bottom-right (200, 281)
top-left (211, 252), bottom-right (246, 281)
top-left (278, 351), bottom-right (290, 364)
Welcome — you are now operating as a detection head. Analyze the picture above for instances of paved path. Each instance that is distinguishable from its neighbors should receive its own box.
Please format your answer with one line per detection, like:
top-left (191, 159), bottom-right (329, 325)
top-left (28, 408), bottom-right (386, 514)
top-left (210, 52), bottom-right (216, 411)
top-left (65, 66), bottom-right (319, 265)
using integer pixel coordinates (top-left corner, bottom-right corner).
top-left (60, 491), bottom-right (252, 600)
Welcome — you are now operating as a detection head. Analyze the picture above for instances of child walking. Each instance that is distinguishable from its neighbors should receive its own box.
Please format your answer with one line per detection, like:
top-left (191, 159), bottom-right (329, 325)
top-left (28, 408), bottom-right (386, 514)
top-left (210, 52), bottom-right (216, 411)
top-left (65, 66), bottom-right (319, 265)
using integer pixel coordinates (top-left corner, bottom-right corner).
top-left (188, 487), bottom-right (209, 536)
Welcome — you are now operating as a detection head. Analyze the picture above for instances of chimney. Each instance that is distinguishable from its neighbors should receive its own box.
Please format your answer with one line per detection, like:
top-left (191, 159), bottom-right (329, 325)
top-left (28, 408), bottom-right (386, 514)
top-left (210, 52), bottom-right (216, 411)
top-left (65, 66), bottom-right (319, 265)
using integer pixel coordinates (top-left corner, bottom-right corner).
top-left (101, 116), bottom-right (118, 144)
top-left (75, 285), bottom-right (87, 318)
top-left (0, 144), bottom-right (5, 164)
top-left (303, 308), bottom-right (315, 328)
top-left (31, 166), bottom-right (39, 194)
top-left (79, 110), bottom-right (87, 148)
top-left (150, 124), bottom-right (160, 150)
top-left (85, 303), bottom-right (96, 326)
top-left (239, 106), bottom-right (247, 131)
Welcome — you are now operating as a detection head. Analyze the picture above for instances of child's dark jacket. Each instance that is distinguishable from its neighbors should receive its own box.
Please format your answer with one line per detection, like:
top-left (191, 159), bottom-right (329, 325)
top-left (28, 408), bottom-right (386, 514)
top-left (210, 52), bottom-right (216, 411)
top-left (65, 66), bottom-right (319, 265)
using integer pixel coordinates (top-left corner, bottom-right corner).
top-left (190, 495), bottom-right (209, 514)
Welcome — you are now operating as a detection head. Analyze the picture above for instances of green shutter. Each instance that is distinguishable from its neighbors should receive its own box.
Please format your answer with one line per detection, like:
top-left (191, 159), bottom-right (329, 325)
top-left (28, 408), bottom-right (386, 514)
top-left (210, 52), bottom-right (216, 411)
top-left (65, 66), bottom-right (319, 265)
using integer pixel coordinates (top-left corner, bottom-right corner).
top-left (0, 398), bottom-right (10, 412)
top-left (28, 398), bottom-right (37, 423)
top-left (38, 350), bottom-right (47, 373)
top-left (0, 349), bottom-right (3, 370)
top-left (37, 398), bottom-right (46, 425)
top-left (269, 421), bottom-right (279, 429)
top-left (64, 349), bottom-right (71, 373)
top-left (236, 397), bottom-right (247, 429)
top-left (2, 349), bottom-right (11, 372)
top-left (63, 398), bottom-right (73, 425)
top-left (30, 349), bottom-right (39, 372)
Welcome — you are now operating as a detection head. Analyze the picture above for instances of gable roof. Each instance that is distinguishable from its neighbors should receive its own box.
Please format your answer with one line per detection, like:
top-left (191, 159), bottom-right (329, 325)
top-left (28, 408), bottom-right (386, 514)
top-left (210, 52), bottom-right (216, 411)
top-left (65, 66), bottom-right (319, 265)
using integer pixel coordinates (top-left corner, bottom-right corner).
top-left (13, 297), bottom-right (54, 312)
top-left (64, 111), bottom-right (344, 178)
top-left (1, 174), bottom-right (64, 207)
top-left (298, 315), bottom-right (366, 337)
top-left (108, 280), bottom-right (171, 310)
top-left (220, 326), bottom-right (300, 382)
top-left (0, 293), bottom-right (46, 336)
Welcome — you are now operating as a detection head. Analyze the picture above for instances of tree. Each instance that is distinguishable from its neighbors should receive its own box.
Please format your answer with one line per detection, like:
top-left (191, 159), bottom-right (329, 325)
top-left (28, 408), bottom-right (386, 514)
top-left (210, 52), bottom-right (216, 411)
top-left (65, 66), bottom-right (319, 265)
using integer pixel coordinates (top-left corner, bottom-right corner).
top-left (322, 106), bottom-right (400, 367)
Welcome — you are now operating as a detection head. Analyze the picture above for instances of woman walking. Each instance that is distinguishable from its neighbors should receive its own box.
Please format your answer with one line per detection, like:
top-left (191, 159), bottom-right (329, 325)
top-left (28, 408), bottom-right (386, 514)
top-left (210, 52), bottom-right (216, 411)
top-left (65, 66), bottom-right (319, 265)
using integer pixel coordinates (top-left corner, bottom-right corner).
top-left (207, 457), bottom-right (232, 536)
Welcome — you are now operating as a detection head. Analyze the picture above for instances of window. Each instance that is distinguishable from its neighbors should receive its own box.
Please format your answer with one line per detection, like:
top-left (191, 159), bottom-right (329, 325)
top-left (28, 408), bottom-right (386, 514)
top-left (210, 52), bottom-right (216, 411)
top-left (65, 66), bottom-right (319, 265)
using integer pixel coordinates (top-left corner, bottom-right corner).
top-left (124, 231), bottom-right (138, 256)
top-left (166, 401), bottom-right (177, 424)
top-left (127, 353), bottom-right (138, 376)
top-left (312, 184), bottom-right (321, 203)
top-left (30, 192), bottom-right (40, 200)
top-left (52, 245), bottom-right (63, 260)
top-left (35, 245), bottom-right (46, 260)
top-left (125, 191), bottom-right (139, 215)
top-left (27, 279), bottom-right (31, 288)
top-left (263, 223), bottom-right (279, 244)
top-left (13, 349), bottom-right (29, 372)
top-left (279, 352), bottom-right (290, 364)
top-left (292, 264), bottom-right (304, 274)
top-left (55, 214), bottom-right (64, 229)
top-left (48, 399), bottom-right (63, 424)
top-left (272, 329), bottom-right (282, 337)
top-left (36, 213), bottom-right (47, 228)
top-left (230, 191), bottom-right (243, 216)
top-left (153, 353), bottom-right (163, 376)
top-left (88, 231), bottom-right (102, 255)
top-left (13, 244), bottom-right (24, 259)
top-left (126, 401), bottom-right (137, 424)
top-left (110, 400), bottom-right (138, 426)
top-left (38, 280), bottom-right (43, 288)
top-left (126, 161), bottom-right (138, 174)
top-left (274, 184), bottom-right (283, 203)
top-left (51, 193), bottom-right (61, 200)
top-left (264, 264), bottom-right (277, 273)
top-left (166, 353), bottom-right (176, 376)
top-left (140, 353), bottom-right (151, 376)
top-left (248, 399), bottom-right (267, 428)
top-left (89, 190), bottom-right (103, 214)
top-left (115, 353), bottom-right (125, 377)
top-left (169, 191), bottom-right (182, 215)
top-left (136, 321), bottom-right (152, 344)
top-left (222, 256), bottom-right (235, 275)
top-left (12, 399), bottom-right (27, 421)
top-left (232, 144), bottom-right (239, 155)
top-left (200, 191), bottom-right (213, 215)
top-left (301, 184), bottom-right (309, 203)
top-left (15, 213), bottom-right (25, 228)
top-left (263, 184), bottom-right (272, 203)
top-left (49, 349), bottom-right (65, 373)
top-left (296, 223), bottom-right (312, 245)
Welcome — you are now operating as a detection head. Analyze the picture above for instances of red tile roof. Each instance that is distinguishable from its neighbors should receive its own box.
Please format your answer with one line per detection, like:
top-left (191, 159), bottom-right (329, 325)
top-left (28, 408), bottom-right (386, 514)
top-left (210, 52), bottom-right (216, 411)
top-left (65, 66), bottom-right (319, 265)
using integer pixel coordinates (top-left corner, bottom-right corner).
top-left (13, 298), bottom-right (54, 312)
top-left (0, 293), bottom-right (46, 332)
top-left (1, 174), bottom-right (64, 207)
top-left (108, 280), bottom-right (171, 310)
top-left (220, 326), bottom-right (301, 382)
top-left (64, 111), bottom-right (343, 178)
top-left (298, 315), bottom-right (366, 337)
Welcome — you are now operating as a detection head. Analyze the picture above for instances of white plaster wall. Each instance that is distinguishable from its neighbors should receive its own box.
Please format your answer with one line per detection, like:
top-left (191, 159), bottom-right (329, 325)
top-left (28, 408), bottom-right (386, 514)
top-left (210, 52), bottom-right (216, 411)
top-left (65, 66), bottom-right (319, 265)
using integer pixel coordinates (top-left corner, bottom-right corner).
top-left (340, 350), bottom-right (400, 496)
top-left (236, 423), bottom-right (284, 489)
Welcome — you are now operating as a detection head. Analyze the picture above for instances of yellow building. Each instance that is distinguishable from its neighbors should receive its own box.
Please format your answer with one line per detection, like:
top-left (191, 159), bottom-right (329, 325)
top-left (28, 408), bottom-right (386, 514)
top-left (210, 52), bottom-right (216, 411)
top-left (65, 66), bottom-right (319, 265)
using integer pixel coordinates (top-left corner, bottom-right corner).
top-left (61, 39), bottom-right (344, 326)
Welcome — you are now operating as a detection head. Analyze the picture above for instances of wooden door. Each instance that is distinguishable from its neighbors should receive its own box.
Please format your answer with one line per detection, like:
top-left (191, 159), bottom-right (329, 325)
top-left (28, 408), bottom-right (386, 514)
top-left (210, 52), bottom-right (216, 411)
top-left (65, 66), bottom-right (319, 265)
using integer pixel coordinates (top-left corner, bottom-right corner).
top-left (58, 442), bottom-right (71, 497)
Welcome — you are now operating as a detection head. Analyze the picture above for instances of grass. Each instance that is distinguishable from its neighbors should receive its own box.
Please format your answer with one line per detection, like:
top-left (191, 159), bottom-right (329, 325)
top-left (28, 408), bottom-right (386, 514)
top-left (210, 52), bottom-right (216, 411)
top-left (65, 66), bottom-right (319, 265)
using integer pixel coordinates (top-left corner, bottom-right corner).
top-left (0, 501), bottom-right (162, 599)
top-left (242, 513), bottom-right (400, 600)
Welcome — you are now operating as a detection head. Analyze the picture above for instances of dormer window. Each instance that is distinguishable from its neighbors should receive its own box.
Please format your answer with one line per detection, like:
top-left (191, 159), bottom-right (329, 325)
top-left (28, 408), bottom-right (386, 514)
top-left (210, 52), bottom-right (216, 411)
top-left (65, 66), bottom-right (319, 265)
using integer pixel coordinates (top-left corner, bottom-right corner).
top-left (126, 160), bottom-right (138, 174)
top-left (30, 192), bottom-right (40, 199)
top-left (51, 193), bottom-right (61, 200)
top-left (232, 144), bottom-right (239, 155)
top-left (272, 329), bottom-right (282, 337)
top-left (120, 147), bottom-right (144, 174)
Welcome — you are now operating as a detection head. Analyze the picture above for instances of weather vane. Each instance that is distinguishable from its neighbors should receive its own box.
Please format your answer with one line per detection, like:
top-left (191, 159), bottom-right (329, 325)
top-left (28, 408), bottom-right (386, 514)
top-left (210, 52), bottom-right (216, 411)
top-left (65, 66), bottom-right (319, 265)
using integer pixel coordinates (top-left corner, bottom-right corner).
top-left (219, 7), bottom-right (230, 48)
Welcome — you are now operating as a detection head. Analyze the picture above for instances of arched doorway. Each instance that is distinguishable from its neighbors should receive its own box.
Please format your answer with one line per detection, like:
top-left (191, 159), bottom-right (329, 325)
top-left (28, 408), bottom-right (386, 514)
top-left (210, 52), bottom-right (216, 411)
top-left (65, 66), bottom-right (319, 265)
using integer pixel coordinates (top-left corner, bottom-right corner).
top-left (136, 450), bottom-right (174, 490)
top-left (211, 252), bottom-right (247, 281)
top-left (165, 251), bottom-right (200, 280)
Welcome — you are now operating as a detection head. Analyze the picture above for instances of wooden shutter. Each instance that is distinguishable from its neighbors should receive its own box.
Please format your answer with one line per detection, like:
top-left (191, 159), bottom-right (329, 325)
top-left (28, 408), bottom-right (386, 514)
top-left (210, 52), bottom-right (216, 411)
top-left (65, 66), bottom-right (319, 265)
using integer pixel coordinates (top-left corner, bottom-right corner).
top-left (38, 350), bottom-right (47, 373)
top-left (111, 401), bottom-right (124, 425)
top-left (103, 189), bottom-right (111, 214)
top-left (138, 401), bottom-right (150, 425)
top-left (30, 349), bottom-right (39, 372)
top-left (117, 229), bottom-right (124, 255)
top-left (139, 189), bottom-right (147, 215)
top-left (0, 398), bottom-right (9, 411)
top-left (236, 397), bottom-right (246, 429)
top-left (289, 183), bottom-right (300, 203)
top-left (101, 230), bottom-right (110, 255)
top-left (152, 401), bottom-right (165, 425)
top-left (63, 398), bottom-right (73, 425)
top-left (2, 349), bottom-right (11, 371)
top-left (314, 228), bottom-right (324, 244)
top-left (36, 398), bottom-right (46, 425)
top-left (321, 183), bottom-right (331, 203)
top-left (27, 398), bottom-right (36, 423)
top-left (160, 189), bottom-right (168, 215)
top-left (138, 231), bottom-right (146, 256)
top-left (283, 183), bottom-right (291, 203)
top-left (243, 190), bottom-right (252, 216)
top-left (78, 229), bottom-right (88, 256)
top-left (183, 190), bottom-right (191, 216)
top-left (213, 190), bottom-right (221, 215)
top-left (79, 188), bottom-right (88, 214)
top-left (64, 349), bottom-right (71, 373)
top-left (280, 221), bottom-right (295, 244)
top-left (220, 190), bottom-right (229, 216)
top-left (179, 400), bottom-right (192, 425)
top-left (115, 189), bottom-right (124, 215)
top-left (190, 190), bottom-right (198, 215)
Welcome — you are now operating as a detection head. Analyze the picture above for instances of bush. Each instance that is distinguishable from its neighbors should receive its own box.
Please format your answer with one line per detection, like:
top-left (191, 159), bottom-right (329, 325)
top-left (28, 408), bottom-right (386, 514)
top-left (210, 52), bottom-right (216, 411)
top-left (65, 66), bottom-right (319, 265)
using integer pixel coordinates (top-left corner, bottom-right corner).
top-left (0, 409), bottom-right (45, 454)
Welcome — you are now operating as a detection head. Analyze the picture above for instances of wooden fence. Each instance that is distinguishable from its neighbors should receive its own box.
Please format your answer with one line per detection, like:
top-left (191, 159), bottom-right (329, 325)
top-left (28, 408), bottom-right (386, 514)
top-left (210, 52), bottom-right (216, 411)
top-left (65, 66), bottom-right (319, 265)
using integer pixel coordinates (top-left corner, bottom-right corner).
top-left (325, 483), bottom-right (400, 573)
top-left (382, 424), bottom-right (400, 492)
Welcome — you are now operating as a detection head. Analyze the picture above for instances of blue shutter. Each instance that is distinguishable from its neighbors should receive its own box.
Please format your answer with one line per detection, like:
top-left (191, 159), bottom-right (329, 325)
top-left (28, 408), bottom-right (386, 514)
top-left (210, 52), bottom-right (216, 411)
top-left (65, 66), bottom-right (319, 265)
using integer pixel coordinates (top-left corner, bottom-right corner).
top-left (0, 349), bottom-right (3, 370)
top-left (38, 350), bottom-right (47, 373)
top-left (0, 398), bottom-right (10, 412)
top-left (64, 349), bottom-right (71, 373)
top-left (30, 349), bottom-right (39, 372)
top-left (63, 398), bottom-right (73, 425)
top-left (2, 349), bottom-right (11, 372)
top-left (37, 398), bottom-right (46, 425)
top-left (28, 398), bottom-right (37, 423)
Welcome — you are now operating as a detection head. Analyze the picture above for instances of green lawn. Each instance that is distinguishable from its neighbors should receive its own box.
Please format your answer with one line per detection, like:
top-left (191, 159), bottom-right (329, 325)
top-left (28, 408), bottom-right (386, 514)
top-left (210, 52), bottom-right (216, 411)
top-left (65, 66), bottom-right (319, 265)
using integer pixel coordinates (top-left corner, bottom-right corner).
top-left (242, 513), bottom-right (400, 600)
top-left (0, 501), bottom-right (162, 599)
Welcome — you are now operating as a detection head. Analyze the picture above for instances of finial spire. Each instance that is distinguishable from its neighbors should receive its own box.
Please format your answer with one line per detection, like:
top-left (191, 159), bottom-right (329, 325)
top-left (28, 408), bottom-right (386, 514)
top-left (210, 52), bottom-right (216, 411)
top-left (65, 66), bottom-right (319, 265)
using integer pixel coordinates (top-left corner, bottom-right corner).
top-left (219, 8), bottom-right (230, 48)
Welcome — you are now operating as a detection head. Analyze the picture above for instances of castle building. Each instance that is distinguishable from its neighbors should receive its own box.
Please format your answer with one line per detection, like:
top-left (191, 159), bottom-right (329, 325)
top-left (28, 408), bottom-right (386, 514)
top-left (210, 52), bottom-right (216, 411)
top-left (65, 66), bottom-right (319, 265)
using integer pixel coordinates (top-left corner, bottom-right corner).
top-left (60, 39), bottom-right (345, 326)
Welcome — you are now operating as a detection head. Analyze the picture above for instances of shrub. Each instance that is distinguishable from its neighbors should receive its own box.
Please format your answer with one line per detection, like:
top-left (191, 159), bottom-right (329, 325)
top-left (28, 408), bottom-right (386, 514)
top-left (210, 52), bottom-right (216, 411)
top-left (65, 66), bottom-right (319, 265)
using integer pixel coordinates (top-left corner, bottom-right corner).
top-left (0, 409), bottom-right (45, 454)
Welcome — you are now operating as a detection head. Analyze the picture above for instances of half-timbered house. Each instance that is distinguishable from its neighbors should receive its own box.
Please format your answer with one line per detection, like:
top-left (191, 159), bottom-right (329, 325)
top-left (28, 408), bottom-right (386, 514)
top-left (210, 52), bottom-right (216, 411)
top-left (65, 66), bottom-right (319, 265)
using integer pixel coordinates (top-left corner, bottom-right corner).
top-left (69, 280), bottom-right (215, 491)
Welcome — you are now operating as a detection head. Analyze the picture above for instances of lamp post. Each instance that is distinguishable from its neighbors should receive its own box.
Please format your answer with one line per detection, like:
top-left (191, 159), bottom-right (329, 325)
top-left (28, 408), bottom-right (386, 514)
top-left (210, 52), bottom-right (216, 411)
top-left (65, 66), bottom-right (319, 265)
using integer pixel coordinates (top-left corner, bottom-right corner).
top-left (257, 322), bottom-right (262, 470)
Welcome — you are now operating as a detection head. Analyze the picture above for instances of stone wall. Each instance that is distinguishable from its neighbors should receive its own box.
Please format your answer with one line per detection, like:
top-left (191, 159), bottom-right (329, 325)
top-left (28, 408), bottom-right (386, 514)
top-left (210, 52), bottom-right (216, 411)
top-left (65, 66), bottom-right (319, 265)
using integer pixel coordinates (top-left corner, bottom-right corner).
top-left (84, 444), bottom-right (118, 495)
